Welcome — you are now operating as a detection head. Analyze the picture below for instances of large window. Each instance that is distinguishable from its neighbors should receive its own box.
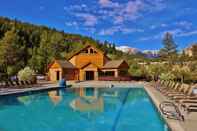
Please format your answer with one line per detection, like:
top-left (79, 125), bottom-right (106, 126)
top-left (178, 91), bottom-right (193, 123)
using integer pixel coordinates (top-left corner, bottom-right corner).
top-left (98, 71), bottom-right (105, 76)
top-left (98, 71), bottom-right (115, 76)
top-left (105, 71), bottom-right (115, 76)
top-left (119, 70), bottom-right (128, 76)
top-left (90, 49), bottom-right (94, 54)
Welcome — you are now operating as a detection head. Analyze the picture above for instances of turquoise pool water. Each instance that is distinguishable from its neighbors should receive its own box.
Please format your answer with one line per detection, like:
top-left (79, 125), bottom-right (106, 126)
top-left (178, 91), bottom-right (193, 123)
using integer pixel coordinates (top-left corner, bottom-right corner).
top-left (0, 88), bottom-right (169, 131)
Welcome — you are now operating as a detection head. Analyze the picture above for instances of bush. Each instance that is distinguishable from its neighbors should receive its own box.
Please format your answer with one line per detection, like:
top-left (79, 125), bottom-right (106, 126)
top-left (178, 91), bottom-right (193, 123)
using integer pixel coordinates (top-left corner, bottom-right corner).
top-left (18, 67), bottom-right (35, 81)
top-left (159, 72), bottom-right (175, 81)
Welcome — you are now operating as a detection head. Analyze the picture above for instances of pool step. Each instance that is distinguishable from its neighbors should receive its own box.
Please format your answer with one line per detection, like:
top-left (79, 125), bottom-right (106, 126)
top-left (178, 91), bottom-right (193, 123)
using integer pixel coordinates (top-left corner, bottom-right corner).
top-left (159, 101), bottom-right (184, 121)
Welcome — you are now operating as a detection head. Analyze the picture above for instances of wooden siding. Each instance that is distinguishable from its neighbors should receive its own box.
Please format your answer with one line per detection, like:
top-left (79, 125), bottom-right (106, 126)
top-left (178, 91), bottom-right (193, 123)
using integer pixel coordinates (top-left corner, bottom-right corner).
top-left (48, 61), bottom-right (78, 81)
top-left (62, 69), bottom-right (79, 80)
top-left (49, 68), bottom-right (62, 82)
top-left (50, 61), bottom-right (61, 69)
top-left (69, 46), bottom-right (109, 68)
top-left (69, 56), bottom-right (76, 65)
top-left (48, 45), bottom-right (129, 81)
top-left (119, 61), bottom-right (129, 69)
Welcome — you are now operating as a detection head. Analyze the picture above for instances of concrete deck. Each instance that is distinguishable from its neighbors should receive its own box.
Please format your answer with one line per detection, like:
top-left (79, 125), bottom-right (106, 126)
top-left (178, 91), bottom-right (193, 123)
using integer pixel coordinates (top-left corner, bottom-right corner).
top-left (0, 80), bottom-right (196, 131)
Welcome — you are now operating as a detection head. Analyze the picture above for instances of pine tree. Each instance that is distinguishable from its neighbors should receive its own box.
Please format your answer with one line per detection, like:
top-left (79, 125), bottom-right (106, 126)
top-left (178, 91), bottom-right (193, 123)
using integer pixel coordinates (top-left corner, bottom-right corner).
top-left (0, 29), bottom-right (21, 76)
top-left (50, 32), bottom-right (65, 59)
top-left (160, 32), bottom-right (177, 57)
top-left (37, 31), bottom-right (52, 73)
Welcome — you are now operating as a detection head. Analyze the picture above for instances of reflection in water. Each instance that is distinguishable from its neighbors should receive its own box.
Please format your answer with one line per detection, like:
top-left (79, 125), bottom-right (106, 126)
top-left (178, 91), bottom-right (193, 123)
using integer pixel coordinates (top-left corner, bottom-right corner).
top-left (69, 88), bottom-right (147, 113)
top-left (17, 95), bottom-right (34, 105)
top-left (126, 88), bottom-right (148, 103)
top-left (70, 97), bottom-right (104, 112)
top-left (70, 88), bottom-right (104, 112)
top-left (48, 90), bottom-right (62, 105)
top-left (0, 88), bottom-right (169, 131)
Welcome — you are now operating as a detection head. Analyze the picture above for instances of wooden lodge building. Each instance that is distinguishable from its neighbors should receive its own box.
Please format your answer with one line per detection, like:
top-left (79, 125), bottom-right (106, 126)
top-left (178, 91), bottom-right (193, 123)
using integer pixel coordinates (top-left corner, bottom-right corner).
top-left (48, 44), bottom-right (130, 82)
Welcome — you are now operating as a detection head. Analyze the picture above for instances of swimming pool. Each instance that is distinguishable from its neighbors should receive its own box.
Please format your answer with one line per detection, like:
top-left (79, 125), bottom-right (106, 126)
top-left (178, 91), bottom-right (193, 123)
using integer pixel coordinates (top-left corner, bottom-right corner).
top-left (0, 88), bottom-right (170, 131)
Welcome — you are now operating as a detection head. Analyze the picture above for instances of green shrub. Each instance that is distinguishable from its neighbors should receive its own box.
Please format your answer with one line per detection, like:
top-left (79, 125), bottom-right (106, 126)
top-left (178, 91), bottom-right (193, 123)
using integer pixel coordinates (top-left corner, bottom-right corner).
top-left (159, 72), bottom-right (175, 81)
top-left (18, 67), bottom-right (35, 81)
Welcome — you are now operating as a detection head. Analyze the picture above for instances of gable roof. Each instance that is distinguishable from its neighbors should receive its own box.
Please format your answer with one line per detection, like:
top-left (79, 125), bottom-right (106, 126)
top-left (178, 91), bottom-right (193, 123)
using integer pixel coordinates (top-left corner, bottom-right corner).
top-left (49, 60), bottom-right (76, 69)
top-left (102, 60), bottom-right (129, 69)
top-left (80, 62), bottom-right (99, 69)
top-left (68, 44), bottom-right (105, 60)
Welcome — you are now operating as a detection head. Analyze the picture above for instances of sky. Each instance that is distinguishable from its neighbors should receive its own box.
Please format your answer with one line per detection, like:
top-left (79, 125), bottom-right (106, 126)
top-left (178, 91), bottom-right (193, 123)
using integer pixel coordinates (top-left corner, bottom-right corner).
top-left (0, 0), bottom-right (197, 50)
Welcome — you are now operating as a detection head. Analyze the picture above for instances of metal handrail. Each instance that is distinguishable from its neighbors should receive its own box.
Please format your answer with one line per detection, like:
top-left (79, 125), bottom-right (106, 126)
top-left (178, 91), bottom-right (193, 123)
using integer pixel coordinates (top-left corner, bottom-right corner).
top-left (159, 101), bottom-right (184, 121)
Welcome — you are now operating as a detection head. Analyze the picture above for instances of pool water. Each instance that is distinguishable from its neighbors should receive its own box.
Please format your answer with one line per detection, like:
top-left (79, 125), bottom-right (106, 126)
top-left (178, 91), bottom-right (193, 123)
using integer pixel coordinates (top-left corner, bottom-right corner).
top-left (0, 88), bottom-right (170, 131)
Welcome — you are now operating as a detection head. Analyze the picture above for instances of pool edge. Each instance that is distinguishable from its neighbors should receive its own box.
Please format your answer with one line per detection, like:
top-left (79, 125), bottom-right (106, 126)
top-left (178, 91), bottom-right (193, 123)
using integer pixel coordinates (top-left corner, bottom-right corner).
top-left (144, 84), bottom-right (185, 131)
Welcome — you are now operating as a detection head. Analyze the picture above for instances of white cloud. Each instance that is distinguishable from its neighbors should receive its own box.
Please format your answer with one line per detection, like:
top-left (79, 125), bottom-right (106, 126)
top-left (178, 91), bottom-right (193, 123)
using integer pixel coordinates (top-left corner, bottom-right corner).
top-left (99, 0), bottom-right (120, 8)
top-left (99, 27), bottom-right (119, 35)
top-left (99, 26), bottom-right (144, 35)
top-left (98, 0), bottom-right (165, 25)
top-left (137, 28), bottom-right (197, 42)
top-left (161, 23), bottom-right (168, 27)
top-left (65, 21), bottom-right (78, 27)
top-left (125, 1), bottom-right (144, 14)
top-left (75, 13), bottom-right (98, 26)
top-left (64, 0), bottom-right (168, 33)
top-left (177, 30), bottom-right (197, 37)
top-left (175, 21), bottom-right (193, 29)
top-left (39, 6), bottom-right (45, 11)
top-left (114, 16), bottom-right (124, 24)
top-left (150, 25), bottom-right (157, 29)
top-left (65, 4), bottom-right (87, 11)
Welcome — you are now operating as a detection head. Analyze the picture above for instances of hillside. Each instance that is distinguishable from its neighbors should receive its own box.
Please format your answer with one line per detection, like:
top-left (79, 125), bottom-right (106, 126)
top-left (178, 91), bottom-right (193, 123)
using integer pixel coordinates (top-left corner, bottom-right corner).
top-left (0, 17), bottom-right (133, 75)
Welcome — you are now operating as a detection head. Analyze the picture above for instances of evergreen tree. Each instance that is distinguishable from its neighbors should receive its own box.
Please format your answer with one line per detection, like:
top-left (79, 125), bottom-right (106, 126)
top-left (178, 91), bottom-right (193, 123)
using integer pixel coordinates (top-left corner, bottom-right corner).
top-left (37, 31), bottom-right (52, 73)
top-left (0, 29), bottom-right (21, 76)
top-left (160, 32), bottom-right (177, 56)
top-left (159, 32), bottom-right (178, 61)
top-left (50, 32), bottom-right (65, 59)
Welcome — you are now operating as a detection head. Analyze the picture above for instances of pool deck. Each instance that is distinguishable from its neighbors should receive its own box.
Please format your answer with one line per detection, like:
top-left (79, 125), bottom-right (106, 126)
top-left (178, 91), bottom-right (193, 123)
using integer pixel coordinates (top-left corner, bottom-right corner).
top-left (0, 80), bottom-right (197, 131)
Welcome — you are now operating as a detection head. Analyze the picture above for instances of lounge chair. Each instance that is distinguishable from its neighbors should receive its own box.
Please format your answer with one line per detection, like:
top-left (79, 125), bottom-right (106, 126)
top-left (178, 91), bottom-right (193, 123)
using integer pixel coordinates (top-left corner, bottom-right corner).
top-left (0, 82), bottom-right (4, 88)
top-left (25, 81), bottom-right (31, 85)
top-left (171, 85), bottom-right (196, 101)
top-left (8, 80), bottom-right (16, 87)
top-left (29, 80), bottom-right (34, 85)
top-left (181, 103), bottom-right (197, 113)
top-left (164, 84), bottom-right (187, 96)
top-left (156, 81), bottom-right (174, 92)
top-left (20, 81), bottom-right (26, 86)
top-left (15, 80), bottom-right (20, 86)
top-left (161, 82), bottom-right (178, 94)
top-left (187, 105), bottom-right (197, 113)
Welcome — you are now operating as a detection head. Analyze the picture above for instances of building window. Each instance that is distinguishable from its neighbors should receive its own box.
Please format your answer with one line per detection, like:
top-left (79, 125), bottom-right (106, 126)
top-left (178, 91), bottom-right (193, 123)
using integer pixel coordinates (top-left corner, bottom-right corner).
top-left (105, 71), bottom-right (115, 76)
top-left (119, 70), bottom-right (128, 76)
top-left (81, 49), bottom-right (88, 54)
top-left (98, 71), bottom-right (105, 76)
top-left (90, 49), bottom-right (94, 54)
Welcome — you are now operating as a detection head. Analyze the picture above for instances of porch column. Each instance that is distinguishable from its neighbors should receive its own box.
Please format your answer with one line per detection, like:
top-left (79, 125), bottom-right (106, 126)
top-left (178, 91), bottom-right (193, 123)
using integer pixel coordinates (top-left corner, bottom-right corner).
top-left (115, 69), bottom-right (118, 77)
top-left (95, 71), bottom-right (98, 80)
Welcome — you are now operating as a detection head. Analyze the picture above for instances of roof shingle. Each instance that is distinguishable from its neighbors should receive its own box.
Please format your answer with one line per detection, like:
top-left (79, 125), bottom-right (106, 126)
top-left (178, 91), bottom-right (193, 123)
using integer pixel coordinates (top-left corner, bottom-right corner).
top-left (103, 60), bottom-right (127, 69)
top-left (56, 60), bottom-right (76, 69)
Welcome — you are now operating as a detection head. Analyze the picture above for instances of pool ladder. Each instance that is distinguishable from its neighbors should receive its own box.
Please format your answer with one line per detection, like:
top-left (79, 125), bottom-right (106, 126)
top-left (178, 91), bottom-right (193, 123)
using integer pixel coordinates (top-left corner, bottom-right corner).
top-left (159, 101), bottom-right (184, 121)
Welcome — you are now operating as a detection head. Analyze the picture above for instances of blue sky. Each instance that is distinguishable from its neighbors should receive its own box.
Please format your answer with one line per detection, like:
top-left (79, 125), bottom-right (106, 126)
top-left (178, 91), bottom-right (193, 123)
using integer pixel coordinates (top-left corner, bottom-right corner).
top-left (0, 0), bottom-right (197, 50)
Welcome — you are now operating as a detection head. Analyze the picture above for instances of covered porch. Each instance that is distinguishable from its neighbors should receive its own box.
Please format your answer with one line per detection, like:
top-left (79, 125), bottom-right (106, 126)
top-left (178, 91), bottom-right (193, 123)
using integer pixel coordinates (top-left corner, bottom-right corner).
top-left (98, 60), bottom-right (130, 81)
